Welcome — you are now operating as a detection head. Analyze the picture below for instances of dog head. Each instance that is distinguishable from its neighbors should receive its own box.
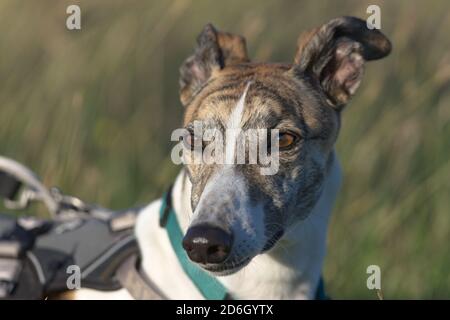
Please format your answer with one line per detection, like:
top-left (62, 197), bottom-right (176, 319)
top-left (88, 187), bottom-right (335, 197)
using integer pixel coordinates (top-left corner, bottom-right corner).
top-left (177, 16), bottom-right (391, 275)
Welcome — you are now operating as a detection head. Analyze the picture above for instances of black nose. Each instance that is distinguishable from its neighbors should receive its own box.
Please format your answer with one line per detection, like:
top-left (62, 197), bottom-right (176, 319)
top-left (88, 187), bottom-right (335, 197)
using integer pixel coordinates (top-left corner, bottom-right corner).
top-left (182, 224), bottom-right (233, 264)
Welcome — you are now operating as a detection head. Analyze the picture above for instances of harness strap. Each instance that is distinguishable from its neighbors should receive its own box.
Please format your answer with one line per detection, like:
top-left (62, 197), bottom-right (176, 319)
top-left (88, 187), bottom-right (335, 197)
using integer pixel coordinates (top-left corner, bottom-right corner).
top-left (116, 254), bottom-right (166, 300)
top-left (159, 187), bottom-right (230, 300)
top-left (315, 276), bottom-right (329, 300)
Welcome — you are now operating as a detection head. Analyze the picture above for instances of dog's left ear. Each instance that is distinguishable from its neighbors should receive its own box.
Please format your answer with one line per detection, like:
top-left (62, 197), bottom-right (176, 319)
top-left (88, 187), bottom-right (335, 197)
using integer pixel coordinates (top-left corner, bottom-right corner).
top-left (291, 16), bottom-right (392, 110)
top-left (179, 24), bottom-right (249, 106)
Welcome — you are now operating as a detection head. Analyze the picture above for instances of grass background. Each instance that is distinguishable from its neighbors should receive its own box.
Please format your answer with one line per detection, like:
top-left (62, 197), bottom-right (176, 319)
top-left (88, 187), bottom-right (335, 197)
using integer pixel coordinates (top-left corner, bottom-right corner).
top-left (0, 0), bottom-right (449, 298)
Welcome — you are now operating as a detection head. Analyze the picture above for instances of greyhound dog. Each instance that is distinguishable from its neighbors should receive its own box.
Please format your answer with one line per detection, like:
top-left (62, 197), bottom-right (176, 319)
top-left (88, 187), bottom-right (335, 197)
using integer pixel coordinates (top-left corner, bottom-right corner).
top-left (75, 16), bottom-right (391, 300)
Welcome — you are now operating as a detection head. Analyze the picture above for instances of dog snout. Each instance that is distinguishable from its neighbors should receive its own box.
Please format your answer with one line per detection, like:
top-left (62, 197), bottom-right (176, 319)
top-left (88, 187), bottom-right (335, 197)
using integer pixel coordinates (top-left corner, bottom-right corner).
top-left (182, 224), bottom-right (233, 264)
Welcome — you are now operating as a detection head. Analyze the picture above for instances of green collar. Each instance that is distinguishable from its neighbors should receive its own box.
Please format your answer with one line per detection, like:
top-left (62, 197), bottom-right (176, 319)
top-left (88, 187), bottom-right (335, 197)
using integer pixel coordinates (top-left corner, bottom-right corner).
top-left (159, 187), bottom-right (230, 300)
top-left (158, 187), bottom-right (328, 300)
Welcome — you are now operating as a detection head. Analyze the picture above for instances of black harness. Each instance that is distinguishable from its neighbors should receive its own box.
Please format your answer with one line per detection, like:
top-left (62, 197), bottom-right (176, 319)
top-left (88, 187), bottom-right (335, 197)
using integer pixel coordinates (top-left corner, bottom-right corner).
top-left (0, 209), bottom-right (139, 299)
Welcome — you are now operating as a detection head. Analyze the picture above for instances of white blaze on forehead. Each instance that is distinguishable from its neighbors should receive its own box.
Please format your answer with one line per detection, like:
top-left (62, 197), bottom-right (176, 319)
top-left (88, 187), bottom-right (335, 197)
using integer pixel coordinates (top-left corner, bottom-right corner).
top-left (225, 82), bottom-right (251, 165)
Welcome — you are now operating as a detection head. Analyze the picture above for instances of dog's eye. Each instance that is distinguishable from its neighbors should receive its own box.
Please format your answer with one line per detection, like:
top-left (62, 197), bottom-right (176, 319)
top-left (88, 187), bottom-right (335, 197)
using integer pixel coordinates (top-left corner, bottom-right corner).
top-left (278, 132), bottom-right (297, 149)
top-left (182, 131), bottom-right (202, 150)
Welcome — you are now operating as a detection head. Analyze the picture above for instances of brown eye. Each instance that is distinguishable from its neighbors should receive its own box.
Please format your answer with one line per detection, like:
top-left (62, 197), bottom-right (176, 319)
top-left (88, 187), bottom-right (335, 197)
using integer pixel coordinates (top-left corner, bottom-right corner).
top-left (183, 131), bottom-right (202, 150)
top-left (278, 132), bottom-right (297, 149)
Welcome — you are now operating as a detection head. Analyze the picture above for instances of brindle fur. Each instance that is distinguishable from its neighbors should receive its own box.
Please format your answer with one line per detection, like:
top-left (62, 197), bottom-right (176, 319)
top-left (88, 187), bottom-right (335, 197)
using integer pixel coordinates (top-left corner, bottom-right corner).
top-left (176, 17), bottom-right (391, 272)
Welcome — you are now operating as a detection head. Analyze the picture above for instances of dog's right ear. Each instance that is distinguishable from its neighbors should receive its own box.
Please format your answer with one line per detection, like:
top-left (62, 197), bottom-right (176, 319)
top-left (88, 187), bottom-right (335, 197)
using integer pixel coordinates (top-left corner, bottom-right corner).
top-left (291, 16), bottom-right (391, 111)
top-left (179, 24), bottom-right (249, 106)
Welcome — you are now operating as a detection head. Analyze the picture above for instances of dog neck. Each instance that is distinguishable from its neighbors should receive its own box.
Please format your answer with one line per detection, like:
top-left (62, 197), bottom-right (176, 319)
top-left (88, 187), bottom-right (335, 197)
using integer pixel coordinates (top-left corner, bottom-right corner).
top-left (169, 151), bottom-right (342, 299)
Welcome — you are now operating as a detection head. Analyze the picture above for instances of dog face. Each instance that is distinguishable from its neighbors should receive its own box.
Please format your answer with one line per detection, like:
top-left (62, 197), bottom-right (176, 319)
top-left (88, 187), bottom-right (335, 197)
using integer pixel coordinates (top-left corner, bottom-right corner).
top-left (178, 17), bottom-right (391, 275)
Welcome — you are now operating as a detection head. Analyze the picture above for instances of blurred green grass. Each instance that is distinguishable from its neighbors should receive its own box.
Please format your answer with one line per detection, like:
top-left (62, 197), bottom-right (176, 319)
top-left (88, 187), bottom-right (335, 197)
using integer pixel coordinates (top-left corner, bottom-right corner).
top-left (0, 0), bottom-right (449, 298)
